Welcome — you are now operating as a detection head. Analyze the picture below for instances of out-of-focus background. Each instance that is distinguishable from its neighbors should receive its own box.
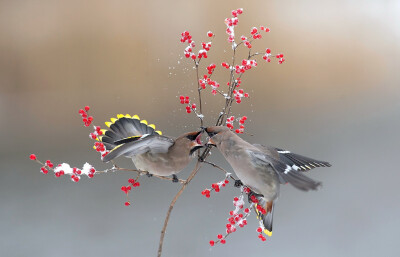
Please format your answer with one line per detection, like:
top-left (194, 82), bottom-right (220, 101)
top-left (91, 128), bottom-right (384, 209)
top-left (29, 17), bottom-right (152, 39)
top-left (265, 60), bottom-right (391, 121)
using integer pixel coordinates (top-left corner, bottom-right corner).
top-left (1, 1), bottom-right (399, 256)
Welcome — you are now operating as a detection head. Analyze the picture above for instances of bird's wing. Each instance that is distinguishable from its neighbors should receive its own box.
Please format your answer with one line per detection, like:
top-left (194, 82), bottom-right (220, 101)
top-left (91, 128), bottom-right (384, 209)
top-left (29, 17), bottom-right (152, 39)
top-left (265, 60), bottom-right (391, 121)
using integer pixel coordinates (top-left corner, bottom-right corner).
top-left (102, 135), bottom-right (174, 162)
top-left (253, 144), bottom-right (331, 172)
top-left (248, 150), bottom-right (321, 191)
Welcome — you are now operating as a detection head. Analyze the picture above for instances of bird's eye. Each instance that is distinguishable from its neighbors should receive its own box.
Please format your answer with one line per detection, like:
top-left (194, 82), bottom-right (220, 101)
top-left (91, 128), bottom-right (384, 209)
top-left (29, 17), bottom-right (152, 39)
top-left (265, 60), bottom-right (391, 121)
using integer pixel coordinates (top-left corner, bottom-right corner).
top-left (207, 132), bottom-right (217, 138)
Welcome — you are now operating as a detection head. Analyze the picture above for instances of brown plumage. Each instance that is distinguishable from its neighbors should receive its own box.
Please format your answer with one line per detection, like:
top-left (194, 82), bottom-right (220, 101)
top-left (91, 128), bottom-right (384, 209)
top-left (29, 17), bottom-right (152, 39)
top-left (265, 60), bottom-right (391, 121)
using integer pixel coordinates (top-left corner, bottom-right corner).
top-left (100, 115), bottom-right (203, 179)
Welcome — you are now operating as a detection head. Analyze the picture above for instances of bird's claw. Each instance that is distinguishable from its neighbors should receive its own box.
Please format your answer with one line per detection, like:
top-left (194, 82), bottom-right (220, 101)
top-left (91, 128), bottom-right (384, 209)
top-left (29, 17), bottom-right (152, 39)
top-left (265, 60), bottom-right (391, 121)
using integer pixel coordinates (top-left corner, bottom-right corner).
top-left (172, 174), bottom-right (179, 183)
top-left (234, 179), bottom-right (243, 188)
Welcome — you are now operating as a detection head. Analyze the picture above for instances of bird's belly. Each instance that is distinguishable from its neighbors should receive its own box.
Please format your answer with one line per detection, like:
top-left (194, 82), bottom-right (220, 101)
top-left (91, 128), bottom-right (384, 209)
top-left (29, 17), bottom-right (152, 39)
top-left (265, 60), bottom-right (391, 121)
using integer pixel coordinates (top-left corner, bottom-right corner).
top-left (132, 153), bottom-right (188, 176)
top-left (228, 153), bottom-right (279, 201)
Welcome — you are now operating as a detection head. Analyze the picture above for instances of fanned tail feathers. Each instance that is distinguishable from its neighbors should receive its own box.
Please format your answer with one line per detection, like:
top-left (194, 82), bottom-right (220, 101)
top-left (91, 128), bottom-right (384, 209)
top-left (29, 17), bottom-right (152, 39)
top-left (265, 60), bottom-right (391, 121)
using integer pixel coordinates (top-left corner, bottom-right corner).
top-left (100, 114), bottom-right (162, 151)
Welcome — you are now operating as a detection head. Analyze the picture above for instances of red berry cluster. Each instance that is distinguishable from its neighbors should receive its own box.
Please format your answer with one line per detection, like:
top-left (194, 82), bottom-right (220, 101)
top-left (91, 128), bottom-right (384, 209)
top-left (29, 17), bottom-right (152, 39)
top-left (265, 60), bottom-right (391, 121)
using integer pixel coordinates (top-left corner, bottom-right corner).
top-left (94, 142), bottom-right (109, 159)
top-left (179, 95), bottom-right (196, 113)
top-left (276, 53), bottom-right (285, 64)
top-left (201, 175), bottom-right (230, 198)
top-left (89, 126), bottom-right (103, 140)
top-left (262, 48), bottom-right (272, 62)
top-left (206, 184), bottom-right (272, 246)
top-left (121, 178), bottom-right (141, 206)
top-left (206, 63), bottom-right (216, 75)
top-left (79, 106), bottom-right (93, 127)
top-left (209, 191), bottom-right (252, 246)
top-left (181, 31), bottom-right (214, 61)
top-left (225, 8), bottom-right (243, 43)
top-left (199, 74), bottom-right (220, 95)
top-left (234, 59), bottom-right (257, 74)
top-left (233, 88), bottom-right (250, 104)
top-left (226, 116), bottom-right (248, 133)
top-left (257, 227), bottom-right (267, 241)
top-left (30, 154), bottom-right (97, 181)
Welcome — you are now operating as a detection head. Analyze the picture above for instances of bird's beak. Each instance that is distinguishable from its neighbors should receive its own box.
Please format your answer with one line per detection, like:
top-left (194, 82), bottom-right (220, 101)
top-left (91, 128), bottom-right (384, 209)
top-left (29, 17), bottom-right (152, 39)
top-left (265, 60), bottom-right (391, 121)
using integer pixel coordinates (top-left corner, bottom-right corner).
top-left (206, 138), bottom-right (216, 147)
top-left (189, 131), bottom-right (204, 155)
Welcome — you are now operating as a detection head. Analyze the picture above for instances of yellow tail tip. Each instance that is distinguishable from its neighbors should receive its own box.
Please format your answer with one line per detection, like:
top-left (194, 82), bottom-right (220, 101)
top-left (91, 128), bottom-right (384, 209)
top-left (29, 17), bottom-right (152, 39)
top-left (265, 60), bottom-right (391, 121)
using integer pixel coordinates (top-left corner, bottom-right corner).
top-left (148, 124), bottom-right (156, 129)
top-left (140, 120), bottom-right (148, 125)
top-left (110, 117), bottom-right (117, 123)
top-left (117, 114), bottom-right (125, 119)
top-left (156, 130), bottom-right (162, 135)
top-left (264, 229), bottom-right (272, 237)
top-left (125, 114), bottom-right (132, 118)
top-left (132, 114), bottom-right (140, 120)
top-left (105, 121), bottom-right (112, 127)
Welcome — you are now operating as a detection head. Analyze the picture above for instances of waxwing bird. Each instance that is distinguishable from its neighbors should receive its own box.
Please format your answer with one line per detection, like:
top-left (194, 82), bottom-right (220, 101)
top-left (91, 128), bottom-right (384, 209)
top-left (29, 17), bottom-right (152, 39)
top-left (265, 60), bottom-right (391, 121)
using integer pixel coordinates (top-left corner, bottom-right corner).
top-left (205, 126), bottom-right (331, 236)
top-left (99, 114), bottom-right (203, 182)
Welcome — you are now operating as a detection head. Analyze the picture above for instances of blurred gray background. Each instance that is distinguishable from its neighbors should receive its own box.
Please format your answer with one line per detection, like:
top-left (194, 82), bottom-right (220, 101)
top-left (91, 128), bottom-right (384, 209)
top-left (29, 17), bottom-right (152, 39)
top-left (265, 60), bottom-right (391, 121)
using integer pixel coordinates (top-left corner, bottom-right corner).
top-left (1, 0), bottom-right (400, 256)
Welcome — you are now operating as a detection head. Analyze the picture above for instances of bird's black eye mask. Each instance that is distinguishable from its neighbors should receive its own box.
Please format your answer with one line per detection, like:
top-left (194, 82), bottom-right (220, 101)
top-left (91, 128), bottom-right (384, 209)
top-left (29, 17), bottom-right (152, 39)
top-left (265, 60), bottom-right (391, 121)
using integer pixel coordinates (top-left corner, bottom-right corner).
top-left (186, 131), bottom-right (202, 143)
top-left (206, 131), bottom-right (217, 138)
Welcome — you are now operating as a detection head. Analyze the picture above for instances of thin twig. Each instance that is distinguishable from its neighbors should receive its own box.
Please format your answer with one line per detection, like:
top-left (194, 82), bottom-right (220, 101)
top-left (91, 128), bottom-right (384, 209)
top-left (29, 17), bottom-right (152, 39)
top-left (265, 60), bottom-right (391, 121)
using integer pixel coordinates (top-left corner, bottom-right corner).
top-left (157, 161), bottom-right (203, 257)
top-left (202, 160), bottom-right (237, 181)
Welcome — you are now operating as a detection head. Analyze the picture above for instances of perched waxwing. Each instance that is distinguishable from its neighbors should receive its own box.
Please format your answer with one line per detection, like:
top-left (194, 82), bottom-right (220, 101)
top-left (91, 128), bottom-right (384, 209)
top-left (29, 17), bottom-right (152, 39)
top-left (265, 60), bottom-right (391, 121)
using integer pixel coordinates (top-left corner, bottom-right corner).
top-left (205, 126), bottom-right (331, 236)
top-left (100, 114), bottom-right (203, 182)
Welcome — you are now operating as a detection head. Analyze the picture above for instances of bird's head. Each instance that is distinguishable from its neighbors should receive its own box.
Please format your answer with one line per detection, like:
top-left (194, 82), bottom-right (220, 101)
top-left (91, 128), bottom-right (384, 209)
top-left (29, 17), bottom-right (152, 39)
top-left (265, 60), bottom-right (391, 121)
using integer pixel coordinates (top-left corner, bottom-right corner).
top-left (205, 126), bottom-right (230, 147)
top-left (178, 130), bottom-right (204, 155)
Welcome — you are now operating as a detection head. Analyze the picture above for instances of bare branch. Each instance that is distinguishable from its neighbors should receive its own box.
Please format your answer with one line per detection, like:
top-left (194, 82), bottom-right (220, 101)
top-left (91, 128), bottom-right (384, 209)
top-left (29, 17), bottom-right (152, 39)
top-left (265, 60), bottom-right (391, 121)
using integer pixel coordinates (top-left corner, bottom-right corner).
top-left (157, 161), bottom-right (203, 257)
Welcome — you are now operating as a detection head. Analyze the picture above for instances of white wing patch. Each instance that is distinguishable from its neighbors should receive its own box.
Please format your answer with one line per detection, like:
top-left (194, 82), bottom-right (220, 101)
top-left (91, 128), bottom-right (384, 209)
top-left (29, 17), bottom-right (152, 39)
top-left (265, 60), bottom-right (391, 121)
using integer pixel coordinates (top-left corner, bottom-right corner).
top-left (284, 165), bottom-right (292, 174)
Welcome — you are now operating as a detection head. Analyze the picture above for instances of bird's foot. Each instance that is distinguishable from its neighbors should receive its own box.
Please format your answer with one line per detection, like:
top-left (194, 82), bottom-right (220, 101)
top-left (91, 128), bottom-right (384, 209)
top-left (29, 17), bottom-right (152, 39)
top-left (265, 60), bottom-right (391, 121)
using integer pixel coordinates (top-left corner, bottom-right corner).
top-left (234, 179), bottom-right (243, 188)
top-left (172, 174), bottom-right (179, 183)
top-left (146, 172), bottom-right (153, 177)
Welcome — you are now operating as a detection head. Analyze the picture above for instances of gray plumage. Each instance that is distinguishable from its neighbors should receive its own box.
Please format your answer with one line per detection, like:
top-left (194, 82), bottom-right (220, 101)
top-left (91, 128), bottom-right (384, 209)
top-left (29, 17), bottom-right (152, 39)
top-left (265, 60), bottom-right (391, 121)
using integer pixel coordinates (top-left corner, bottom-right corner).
top-left (205, 126), bottom-right (331, 236)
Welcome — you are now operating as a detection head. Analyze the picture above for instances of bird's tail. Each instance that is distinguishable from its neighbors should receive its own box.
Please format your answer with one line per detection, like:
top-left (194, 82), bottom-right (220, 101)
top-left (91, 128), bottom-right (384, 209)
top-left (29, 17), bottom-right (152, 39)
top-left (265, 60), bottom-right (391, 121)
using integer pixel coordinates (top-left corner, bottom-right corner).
top-left (280, 169), bottom-right (322, 191)
top-left (255, 197), bottom-right (274, 237)
top-left (99, 114), bottom-right (162, 151)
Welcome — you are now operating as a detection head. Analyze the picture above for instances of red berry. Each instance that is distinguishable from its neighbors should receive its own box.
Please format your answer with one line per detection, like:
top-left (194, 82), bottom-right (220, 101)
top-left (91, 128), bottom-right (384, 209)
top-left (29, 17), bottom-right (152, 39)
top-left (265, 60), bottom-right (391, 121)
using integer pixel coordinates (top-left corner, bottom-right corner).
top-left (128, 178), bottom-right (135, 184)
top-left (257, 227), bottom-right (263, 233)
top-left (84, 106), bottom-right (90, 111)
top-left (40, 167), bottom-right (48, 174)
top-left (29, 154), bottom-right (37, 160)
top-left (220, 239), bottom-right (226, 244)
top-left (217, 234), bottom-right (223, 239)
top-left (265, 27), bottom-right (270, 32)
top-left (209, 240), bottom-right (215, 246)
top-left (207, 31), bottom-right (213, 37)
top-left (191, 104), bottom-right (196, 109)
top-left (125, 201), bottom-right (130, 206)
top-left (88, 174), bottom-right (94, 178)
top-left (266, 48), bottom-right (271, 54)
